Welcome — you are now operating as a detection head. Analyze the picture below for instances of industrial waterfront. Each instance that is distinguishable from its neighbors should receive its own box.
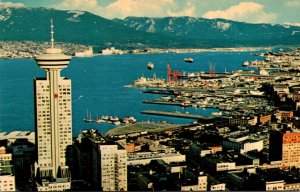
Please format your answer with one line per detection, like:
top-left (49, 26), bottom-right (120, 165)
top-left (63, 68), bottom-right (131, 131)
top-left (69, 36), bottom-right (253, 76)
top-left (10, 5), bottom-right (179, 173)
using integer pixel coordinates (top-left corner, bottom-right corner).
top-left (3, 45), bottom-right (300, 191)
top-left (0, 51), bottom-right (260, 136)
top-left (1, 0), bottom-right (300, 190)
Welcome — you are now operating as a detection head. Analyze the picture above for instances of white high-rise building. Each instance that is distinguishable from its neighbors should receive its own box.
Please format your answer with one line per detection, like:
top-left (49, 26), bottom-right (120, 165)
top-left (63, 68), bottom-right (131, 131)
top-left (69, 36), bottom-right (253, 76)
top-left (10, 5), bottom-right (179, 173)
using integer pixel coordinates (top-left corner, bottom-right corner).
top-left (0, 149), bottom-right (16, 192)
top-left (74, 130), bottom-right (127, 191)
top-left (98, 145), bottom-right (127, 191)
top-left (33, 19), bottom-right (72, 191)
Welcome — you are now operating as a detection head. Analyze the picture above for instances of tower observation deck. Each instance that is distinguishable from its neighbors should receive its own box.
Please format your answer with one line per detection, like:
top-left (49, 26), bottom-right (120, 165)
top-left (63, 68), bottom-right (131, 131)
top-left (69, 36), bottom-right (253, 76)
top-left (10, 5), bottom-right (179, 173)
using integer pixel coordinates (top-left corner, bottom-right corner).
top-left (35, 19), bottom-right (71, 69)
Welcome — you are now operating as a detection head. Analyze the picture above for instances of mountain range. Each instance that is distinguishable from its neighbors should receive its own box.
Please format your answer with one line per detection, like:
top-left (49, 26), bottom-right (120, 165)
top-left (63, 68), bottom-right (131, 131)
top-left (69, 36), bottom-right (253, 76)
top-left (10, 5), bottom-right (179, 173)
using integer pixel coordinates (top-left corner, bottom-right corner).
top-left (0, 6), bottom-right (300, 49)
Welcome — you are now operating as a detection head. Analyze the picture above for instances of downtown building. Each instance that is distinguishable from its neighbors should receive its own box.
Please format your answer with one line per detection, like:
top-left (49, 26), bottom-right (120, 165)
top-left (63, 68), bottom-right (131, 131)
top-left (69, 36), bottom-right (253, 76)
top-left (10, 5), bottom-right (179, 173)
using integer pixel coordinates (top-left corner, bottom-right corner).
top-left (269, 128), bottom-right (300, 168)
top-left (33, 20), bottom-right (72, 191)
top-left (0, 147), bottom-right (16, 191)
top-left (282, 131), bottom-right (300, 167)
top-left (74, 129), bottom-right (127, 191)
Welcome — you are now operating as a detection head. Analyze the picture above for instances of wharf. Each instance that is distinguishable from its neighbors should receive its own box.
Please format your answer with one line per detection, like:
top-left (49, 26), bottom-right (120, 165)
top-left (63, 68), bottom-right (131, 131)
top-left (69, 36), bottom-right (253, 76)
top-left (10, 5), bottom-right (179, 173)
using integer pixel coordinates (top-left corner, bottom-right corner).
top-left (142, 89), bottom-right (176, 95)
top-left (143, 100), bottom-right (191, 107)
top-left (143, 88), bottom-right (209, 94)
top-left (141, 110), bottom-right (214, 120)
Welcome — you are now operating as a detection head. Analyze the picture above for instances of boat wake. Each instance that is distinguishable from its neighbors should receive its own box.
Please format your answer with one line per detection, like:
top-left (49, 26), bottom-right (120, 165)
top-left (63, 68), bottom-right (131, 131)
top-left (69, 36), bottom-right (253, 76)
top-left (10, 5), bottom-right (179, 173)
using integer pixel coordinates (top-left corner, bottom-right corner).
top-left (73, 95), bottom-right (83, 102)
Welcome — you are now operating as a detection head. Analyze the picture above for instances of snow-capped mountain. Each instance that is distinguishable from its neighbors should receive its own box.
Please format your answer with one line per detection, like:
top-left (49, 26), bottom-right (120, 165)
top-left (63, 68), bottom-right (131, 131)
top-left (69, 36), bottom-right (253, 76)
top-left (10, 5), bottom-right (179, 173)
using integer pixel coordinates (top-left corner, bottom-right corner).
top-left (114, 16), bottom-right (300, 47)
top-left (0, 6), bottom-right (177, 49)
top-left (0, 6), bottom-right (299, 48)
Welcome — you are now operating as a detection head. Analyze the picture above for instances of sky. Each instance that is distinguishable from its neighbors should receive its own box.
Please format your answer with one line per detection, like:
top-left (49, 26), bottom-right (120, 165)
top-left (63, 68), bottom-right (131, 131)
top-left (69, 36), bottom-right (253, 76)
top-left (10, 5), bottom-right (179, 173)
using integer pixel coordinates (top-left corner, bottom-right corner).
top-left (0, 0), bottom-right (299, 25)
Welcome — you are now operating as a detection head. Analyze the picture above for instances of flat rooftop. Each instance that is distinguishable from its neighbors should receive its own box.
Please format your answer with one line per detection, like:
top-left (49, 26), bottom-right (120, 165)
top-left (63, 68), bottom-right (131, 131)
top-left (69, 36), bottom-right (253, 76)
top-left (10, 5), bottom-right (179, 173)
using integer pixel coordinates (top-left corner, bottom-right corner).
top-left (0, 131), bottom-right (35, 144)
top-left (106, 122), bottom-right (186, 136)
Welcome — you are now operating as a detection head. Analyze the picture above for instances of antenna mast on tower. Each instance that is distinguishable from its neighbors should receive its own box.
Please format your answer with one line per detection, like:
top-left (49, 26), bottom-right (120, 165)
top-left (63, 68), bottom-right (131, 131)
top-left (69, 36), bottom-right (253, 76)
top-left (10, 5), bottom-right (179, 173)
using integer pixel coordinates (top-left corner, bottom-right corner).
top-left (50, 18), bottom-right (54, 48)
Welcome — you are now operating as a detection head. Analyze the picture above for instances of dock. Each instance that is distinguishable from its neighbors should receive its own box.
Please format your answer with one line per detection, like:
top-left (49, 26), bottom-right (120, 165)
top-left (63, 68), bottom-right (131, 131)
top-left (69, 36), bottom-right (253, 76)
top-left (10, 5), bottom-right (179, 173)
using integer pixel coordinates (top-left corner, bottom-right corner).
top-left (143, 100), bottom-right (191, 107)
top-left (141, 110), bottom-right (214, 120)
top-left (142, 89), bottom-right (176, 95)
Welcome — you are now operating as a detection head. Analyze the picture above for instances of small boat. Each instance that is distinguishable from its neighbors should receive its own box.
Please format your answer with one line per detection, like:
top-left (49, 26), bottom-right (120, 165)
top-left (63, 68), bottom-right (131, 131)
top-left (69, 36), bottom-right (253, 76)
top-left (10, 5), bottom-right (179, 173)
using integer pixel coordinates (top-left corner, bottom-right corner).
top-left (122, 116), bottom-right (137, 124)
top-left (184, 58), bottom-right (193, 63)
top-left (212, 112), bottom-right (222, 116)
top-left (94, 115), bottom-right (105, 123)
top-left (83, 117), bottom-right (93, 122)
top-left (109, 116), bottom-right (119, 122)
top-left (101, 115), bottom-right (110, 120)
top-left (95, 119), bottom-right (105, 123)
top-left (147, 62), bottom-right (154, 70)
top-left (127, 116), bottom-right (137, 123)
top-left (243, 61), bottom-right (250, 66)
top-left (83, 110), bottom-right (93, 122)
top-left (181, 103), bottom-right (189, 107)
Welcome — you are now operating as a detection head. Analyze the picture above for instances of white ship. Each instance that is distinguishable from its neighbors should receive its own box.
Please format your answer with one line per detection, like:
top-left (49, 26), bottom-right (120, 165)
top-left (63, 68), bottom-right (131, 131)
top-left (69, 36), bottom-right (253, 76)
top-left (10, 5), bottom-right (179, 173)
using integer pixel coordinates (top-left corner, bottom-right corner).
top-left (133, 73), bottom-right (164, 87)
top-left (184, 58), bottom-right (193, 63)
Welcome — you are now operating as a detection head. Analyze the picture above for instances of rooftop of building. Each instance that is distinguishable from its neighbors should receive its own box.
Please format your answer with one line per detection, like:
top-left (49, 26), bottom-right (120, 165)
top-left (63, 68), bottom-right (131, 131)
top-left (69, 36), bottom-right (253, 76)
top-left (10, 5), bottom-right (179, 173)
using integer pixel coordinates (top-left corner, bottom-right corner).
top-left (204, 153), bottom-right (235, 164)
top-left (12, 144), bottom-right (35, 155)
top-left (127, 150), bottom-right (184, 161)
top-left (240, 138), bottom-right (263, 144)
top-left (207, 174), bottom-right (224, 185)
top-left (232, 168), bottom-right (300, 185)
top-left (0, 131), bottom-right (34, 138)
top-left (190, 143), bottom-right (211, 150)
top-left (169, 161), bottom-right (187, 167)
top-left (106, 122), bottom-right (185, 136)
top-left (34, 77), bottom-right (70, 80)
top-left (229, 115), bottom-right (256, 119)
top-left (0, 163), bottom-right (14, 176)
top-left (81, 129), bottom-right (106, 143)
top-left (76, 129), bottom-right (125, 150)
top-left (0, 131), bottom-right (35, 144)
top-left (40, 177), bottom-right (71, 185)
top-left (259, 168), bottom-right (300, 184)
top-left (227, 132), bottom-right (250, 141)
top-left (274, 84), bottom-right (289, 88)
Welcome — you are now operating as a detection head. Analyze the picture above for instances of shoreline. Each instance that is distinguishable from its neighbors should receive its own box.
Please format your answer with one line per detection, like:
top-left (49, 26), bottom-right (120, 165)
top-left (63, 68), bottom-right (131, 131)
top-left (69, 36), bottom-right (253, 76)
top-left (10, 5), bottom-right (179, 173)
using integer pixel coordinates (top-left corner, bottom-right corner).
top-left (0, 46), bottom-right (271, 59)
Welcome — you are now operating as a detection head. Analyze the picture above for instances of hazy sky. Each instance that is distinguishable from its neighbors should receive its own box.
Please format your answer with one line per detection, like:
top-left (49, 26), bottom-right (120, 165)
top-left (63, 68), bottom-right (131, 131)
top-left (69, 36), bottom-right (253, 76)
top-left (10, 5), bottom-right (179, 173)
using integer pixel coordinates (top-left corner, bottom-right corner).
top-left (1, 0), bottom-right (299, 24)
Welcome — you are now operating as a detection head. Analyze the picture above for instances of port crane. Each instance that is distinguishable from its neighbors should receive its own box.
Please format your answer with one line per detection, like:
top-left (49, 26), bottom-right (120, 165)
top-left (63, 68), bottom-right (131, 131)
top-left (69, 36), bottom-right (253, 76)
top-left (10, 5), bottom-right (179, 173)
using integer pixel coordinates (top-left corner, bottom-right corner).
top-left (167, 64), bottom-right (181, 82)
top-left (167, 64), bottom-right (208, 87)
top-left (209, 62), bottom-right (215, 77)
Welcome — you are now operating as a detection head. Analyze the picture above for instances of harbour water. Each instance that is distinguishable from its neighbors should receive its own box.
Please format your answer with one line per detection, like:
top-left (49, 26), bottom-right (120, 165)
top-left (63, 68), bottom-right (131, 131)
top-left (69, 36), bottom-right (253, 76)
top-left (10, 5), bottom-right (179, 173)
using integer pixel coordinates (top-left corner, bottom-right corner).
top-left (0, 52), bottom-right (261, 136)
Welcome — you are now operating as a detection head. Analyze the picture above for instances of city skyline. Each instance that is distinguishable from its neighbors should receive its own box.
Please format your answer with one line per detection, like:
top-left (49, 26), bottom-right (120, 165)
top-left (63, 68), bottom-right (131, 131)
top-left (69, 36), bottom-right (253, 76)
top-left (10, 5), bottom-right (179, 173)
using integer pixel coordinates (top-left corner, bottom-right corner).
top-left (1, 0), bottom-right (300, 191)
top-left (0, 0), bottom-right (299, 25)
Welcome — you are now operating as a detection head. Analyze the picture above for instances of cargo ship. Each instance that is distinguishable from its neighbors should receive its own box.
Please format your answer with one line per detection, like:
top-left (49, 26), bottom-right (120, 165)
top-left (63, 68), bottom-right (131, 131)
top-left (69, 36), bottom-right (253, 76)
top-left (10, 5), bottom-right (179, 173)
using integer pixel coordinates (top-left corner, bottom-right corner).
top-left (133, 73), bottom-right (164, 87)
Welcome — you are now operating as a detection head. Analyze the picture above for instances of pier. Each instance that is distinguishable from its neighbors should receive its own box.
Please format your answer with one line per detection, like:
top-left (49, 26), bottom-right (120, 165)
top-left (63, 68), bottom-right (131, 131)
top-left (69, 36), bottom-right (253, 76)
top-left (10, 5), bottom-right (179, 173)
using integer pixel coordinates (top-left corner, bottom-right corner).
top-left (141, 110), bottom-right (214, 120)
top-left (142, 100), bottom-right (191, 107)
top-left (142, 89), bottom-right (176, 95)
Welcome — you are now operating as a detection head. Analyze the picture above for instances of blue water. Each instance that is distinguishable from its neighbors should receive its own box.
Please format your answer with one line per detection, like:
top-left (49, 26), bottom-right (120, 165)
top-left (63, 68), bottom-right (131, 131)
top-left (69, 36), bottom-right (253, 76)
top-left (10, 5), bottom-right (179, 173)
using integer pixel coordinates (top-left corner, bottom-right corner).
top-left (0, 52), bottom-right (261, 136)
